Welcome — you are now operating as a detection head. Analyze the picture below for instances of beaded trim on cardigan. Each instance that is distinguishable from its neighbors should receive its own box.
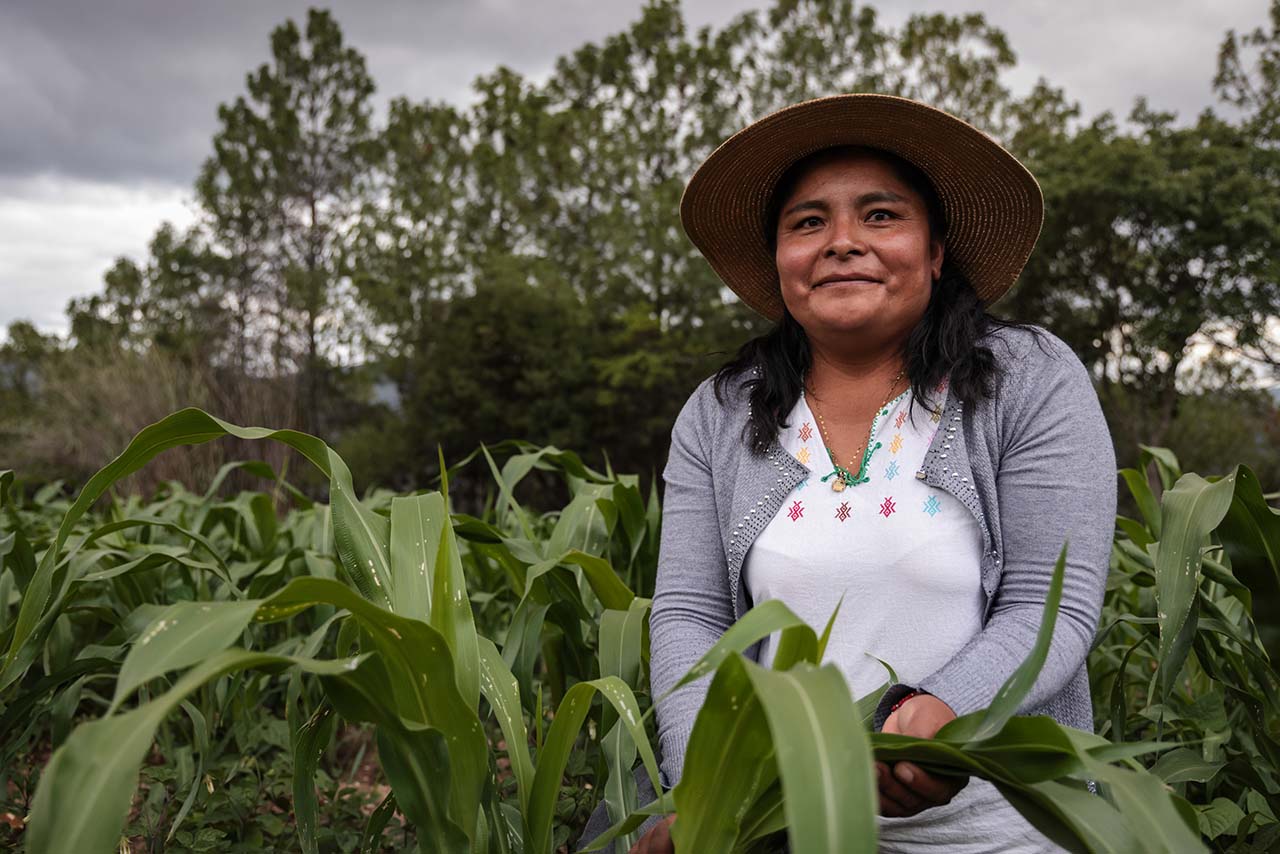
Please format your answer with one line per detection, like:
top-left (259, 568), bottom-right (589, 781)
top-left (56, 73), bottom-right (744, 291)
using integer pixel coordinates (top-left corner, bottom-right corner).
top-left (726, 437), bottom-right (809, 613)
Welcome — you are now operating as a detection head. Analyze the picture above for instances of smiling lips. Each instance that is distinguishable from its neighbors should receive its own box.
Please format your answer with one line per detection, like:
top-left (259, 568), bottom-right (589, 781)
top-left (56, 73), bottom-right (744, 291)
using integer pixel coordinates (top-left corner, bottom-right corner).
top-left (813, 274), bottom-right (882, 288)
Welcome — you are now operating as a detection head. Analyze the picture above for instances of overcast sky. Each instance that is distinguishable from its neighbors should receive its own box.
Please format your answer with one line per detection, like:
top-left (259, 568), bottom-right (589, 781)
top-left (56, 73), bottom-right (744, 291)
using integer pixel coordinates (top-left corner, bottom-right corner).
top-left (0, 0), bottom-right (1268, 338)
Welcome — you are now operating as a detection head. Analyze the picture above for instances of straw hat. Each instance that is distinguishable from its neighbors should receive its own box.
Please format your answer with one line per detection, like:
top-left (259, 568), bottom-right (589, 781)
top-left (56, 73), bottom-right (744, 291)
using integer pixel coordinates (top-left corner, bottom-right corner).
top-left (679, 93), bottom-right (1043, 322)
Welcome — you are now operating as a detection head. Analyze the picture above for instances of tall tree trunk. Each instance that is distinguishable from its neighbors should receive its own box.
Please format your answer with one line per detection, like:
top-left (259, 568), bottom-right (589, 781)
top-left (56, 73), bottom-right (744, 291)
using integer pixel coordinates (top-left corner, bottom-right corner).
top-left (305, 193), bottom-right (321, 435)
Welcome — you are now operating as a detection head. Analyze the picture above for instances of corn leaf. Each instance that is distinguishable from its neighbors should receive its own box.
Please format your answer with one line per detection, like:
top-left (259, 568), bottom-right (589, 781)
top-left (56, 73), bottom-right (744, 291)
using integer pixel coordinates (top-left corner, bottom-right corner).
top-left (430, 507), bottom-right (481, 711)
top-left (290, 701), bottom-right (337, 854)
top-left (389, 493), bottom-right (441, 620)
top-left (527, 677), bottom-right (660, 854)
top-left (953, 542), bottom-right (1068, 742)
top-left (110, 598), bottom-right (262, 712)
top-left (1120, 469), bottom-right (1161, 537)
top-left (992, 780), bottom-right (1124, 853)
top-left (1216, 465), bottom-right (1280, 661)
top-left (743, 660), bottom-right (878, 854)
top-left (1140, 446), bottom-right (1184, 491)
top-left (670, 655), bottom-right (776, 854)
top-left (260, 577), bottom-right (488, 841)
top-left (359, 791), bottom-right (398, 854)
top-left (1088, 762), bottom-right (1206, 853)
top-left (579, 791), bottom-right (676, 854)
top-left (597, 598), bottom-right (651, 848)
top-left (376, 724), bottom-right (471, 854)
top-left (524, 550), bottom-right (634, 611)
top-left (1154, 472), bottom-right (1237, 704)
top-left (502, 594), bottom-right (550, 712)
top-left (477, 636), bottom-right (534, 813)
top-left (655, 598), bottom-right (814, 705)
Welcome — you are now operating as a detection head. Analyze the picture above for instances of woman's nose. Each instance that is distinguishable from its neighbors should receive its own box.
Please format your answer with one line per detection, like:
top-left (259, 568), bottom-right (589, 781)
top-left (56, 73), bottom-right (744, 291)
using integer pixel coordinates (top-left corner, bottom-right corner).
top-left (824, 224), bottom-right (866, 257)
top-left (824, 213), bottom-right (865, 257)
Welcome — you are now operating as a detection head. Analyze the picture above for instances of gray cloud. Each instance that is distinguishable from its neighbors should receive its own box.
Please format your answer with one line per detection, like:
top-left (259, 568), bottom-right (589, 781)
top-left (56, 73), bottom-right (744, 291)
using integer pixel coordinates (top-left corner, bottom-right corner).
top-left (973, 0), bottom-right (1266, 123)
top-left (0, 176), bottom-right (195, 333)
top-left (0, 0), bottom-right (760, 185)
top-left (0, 0), bottom-right (1266, 188)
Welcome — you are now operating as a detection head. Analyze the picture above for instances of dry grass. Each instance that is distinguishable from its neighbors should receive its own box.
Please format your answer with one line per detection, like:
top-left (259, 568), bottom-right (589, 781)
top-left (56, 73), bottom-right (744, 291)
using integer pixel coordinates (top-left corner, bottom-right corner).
top-left (11, 346), bottom-right (316, 499)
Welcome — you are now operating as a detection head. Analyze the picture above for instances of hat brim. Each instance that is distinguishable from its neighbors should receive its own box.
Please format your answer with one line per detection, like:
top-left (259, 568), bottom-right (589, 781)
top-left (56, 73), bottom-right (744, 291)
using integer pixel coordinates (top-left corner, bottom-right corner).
top-left (680, 94), bottom-right (1044, 322)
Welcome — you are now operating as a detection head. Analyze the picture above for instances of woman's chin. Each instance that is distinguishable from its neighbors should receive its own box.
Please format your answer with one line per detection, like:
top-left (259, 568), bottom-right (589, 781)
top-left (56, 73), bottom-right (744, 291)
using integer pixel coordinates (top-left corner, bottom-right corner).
top-left (798, 299), bottom-right (883, 333)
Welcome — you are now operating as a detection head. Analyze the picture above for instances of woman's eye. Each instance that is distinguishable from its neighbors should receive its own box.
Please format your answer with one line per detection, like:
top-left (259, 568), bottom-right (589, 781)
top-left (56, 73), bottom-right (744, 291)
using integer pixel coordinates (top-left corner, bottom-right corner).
top-left (798, 215), bottom-right (823, 228)
top-left (868, 209), bottom-right (895, 222)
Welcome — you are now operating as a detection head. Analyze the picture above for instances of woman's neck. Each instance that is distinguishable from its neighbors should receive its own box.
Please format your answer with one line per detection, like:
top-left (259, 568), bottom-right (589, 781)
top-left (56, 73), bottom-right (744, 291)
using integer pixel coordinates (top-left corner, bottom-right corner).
top-left (805, 341), bottom-right (908, 414)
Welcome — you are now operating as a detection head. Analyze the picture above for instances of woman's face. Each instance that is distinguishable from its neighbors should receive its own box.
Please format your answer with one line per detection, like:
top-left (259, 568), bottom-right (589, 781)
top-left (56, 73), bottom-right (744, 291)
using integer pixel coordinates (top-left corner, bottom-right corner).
top-left (773, 149), bottom-right (943, 351)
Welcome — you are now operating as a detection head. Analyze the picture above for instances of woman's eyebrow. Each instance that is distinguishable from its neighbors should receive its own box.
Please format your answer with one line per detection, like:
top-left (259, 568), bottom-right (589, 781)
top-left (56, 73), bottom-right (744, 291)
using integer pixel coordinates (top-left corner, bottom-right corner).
top-left (780, 199), bottom-right (827, 219)
top-left (857, 190), bottom-right (908, 205)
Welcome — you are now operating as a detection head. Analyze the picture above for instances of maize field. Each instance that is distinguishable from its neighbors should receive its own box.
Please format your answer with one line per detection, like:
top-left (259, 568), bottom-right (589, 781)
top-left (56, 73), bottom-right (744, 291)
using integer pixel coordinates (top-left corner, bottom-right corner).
top-left (1, 412), bottom-right (1279, 852)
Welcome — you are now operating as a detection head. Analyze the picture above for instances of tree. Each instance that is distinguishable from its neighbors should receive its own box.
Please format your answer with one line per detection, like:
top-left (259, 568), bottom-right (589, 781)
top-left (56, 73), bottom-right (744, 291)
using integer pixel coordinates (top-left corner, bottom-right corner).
top-left (1216, 0), bottom-right (1280, 143)
top-left (194, 93), bottom-right (282, 377)
top-left (0, 321), bottom-right (59, 405)
top-left (319, 0), bottom-right (1111, 485)
top-left (66, 224), bottom-right (222, 365)
top-left (197, 7), bottom-right (378, 431)
top-left (1211, 0), bottom-right (1280, 375)
top-left (349, 98), bottom-right (472, 360)
top-left (1006, 100), bottom-right (1280, 449)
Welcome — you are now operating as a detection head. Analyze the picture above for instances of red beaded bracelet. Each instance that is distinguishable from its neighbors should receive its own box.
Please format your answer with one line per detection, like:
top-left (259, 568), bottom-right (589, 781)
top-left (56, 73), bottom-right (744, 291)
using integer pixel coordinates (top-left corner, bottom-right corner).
top-left (889, 690), bottom-right (922, 714)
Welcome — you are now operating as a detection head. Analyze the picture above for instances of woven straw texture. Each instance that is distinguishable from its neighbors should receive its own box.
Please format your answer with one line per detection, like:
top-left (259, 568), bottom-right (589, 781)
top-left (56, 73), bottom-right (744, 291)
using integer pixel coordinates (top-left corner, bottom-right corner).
top-left (679, 94), bottom-right (1044, 321)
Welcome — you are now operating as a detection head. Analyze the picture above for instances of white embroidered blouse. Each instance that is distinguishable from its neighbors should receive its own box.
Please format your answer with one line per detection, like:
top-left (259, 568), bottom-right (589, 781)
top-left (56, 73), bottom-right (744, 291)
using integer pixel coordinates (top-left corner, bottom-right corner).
top-left (743, 381), bottom-right (1059, 853)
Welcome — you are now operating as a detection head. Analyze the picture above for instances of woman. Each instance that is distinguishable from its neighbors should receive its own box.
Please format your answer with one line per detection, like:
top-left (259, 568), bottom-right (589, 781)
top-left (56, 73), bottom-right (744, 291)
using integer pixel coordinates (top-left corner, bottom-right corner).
top-left (584, 94), bottom-right (1115, 853)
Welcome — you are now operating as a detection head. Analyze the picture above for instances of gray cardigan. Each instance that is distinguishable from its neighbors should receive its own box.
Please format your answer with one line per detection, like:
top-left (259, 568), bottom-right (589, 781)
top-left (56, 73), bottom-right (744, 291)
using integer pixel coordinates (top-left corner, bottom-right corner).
top-left (648, 325), bottom-right (1117, 790)
top-left (574, 326), bottom-right (1116, 851)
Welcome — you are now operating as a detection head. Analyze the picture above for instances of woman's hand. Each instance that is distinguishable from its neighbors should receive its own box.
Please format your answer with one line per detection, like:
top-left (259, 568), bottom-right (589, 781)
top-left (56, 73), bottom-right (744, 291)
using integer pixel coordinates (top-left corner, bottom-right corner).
top-left (628, 814), bottom-right (676, 854)
top-left (877, 693), bottom-right (968, 817)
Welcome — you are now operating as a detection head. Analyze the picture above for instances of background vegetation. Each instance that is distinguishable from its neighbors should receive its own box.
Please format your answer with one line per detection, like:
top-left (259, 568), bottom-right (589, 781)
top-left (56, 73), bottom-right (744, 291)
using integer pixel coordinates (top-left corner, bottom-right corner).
top-left (3, 416), bottom-right (1278, 853)
top-left (2, 0), bottom-right (1278, 504)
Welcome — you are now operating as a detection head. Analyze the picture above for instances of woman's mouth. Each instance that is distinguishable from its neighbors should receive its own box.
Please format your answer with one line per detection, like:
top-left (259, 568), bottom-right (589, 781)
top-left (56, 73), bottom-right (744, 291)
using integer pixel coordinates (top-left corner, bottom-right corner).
top-left (813, 277), bottom-right (881, 288)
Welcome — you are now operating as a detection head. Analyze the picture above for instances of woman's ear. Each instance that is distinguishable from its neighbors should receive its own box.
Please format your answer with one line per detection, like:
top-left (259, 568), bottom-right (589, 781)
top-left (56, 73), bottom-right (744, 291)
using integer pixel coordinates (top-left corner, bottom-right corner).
top-left (930, 238), bottom-right (944, 281)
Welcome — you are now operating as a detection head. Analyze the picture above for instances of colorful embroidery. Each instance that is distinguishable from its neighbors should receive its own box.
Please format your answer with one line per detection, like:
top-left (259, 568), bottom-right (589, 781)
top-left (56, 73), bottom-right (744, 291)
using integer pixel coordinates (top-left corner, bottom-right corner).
top-left (879, 496), bottom-right (896, 518)
top-left (885, 460), bottom-right (900, 481)
top-left (895, 410), bottom-right (907, 429)
top-left (835, 502), bottom-right (851, 522)
top-left (796, 476), bottom-right (809, 491)
top-left (923, 495), bottom-right (941, 517)
top-left (798, 422), bottom-right (814, 442)
top-left (889, 434), bottom-right (903, 454)
top-left (797, 446), bottom-right (812, 465)
top-left (788, 500), bottom-right (805, 521)
top-left (930, 408), bottom-right (941, 423)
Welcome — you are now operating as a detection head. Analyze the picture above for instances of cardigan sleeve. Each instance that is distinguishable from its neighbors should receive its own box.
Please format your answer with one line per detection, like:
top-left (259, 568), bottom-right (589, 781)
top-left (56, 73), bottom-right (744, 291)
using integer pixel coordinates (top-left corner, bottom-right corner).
top-left (878, 332), bottom-right (1115, 725)
top-left (648, 378), bottom-right (737, 789)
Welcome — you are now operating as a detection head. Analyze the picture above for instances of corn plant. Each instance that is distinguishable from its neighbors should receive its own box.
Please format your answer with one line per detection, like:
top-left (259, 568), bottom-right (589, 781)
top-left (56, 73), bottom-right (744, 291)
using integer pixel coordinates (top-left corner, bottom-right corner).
top-left (0, 413), bottom-right (1269, 852)
top-left (0, 454), bottom-right (352, 849)
top-left (579, 541), bottom-right (1210, 854)
top-left (1095, 447), bottom-right (1280, 850)
top-left (2, 411), bottom-right (664, 853)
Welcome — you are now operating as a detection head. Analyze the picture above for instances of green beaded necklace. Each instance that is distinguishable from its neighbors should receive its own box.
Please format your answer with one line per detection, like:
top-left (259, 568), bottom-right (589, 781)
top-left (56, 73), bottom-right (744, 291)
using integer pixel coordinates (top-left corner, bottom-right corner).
top-left (807, 369), bottom-right (907, 492)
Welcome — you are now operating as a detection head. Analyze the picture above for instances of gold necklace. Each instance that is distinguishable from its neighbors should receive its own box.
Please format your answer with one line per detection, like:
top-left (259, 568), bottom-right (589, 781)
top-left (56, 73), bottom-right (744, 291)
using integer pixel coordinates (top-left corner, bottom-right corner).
top-left (806, 368), bottom-right (907, 492)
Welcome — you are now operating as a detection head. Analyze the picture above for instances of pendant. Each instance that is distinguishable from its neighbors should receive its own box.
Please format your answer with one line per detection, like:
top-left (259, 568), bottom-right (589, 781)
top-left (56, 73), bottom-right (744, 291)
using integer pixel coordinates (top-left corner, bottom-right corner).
top-left (831, 477), bottom-right (847, 493)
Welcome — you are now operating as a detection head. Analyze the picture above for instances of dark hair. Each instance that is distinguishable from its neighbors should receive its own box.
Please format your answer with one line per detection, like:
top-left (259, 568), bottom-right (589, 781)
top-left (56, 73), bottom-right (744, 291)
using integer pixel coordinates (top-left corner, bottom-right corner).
top-left (713, 145), bottom-right (1040, 454)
